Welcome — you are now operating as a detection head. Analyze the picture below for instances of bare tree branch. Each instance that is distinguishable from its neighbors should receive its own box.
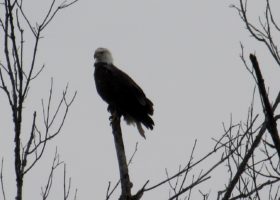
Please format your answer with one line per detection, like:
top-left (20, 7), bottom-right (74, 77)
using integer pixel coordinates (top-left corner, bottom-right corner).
top-left (249, 54), bottom-right (280, 157)
top-left (106, 142), bottom-right (139, 200)
top-left (231, 0), bottom-right (280, 67)
top-left (40, 0), bottom-right (79, 30)
top-left (110, 113), bottom-right (132, 200)
top-left (0, 0), bottom-right (78, 199)
top-left (23, 82), bottom-right (77, 175)
top-left (41, 148), bottom-right (63, 200)
top-left (0, 158), bottom-right (6, 200)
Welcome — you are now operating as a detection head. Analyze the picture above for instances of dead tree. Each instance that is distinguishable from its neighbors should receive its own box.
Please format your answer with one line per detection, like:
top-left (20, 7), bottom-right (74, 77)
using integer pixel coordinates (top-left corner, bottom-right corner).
top-left (0, 0), bottom-right (77, 199)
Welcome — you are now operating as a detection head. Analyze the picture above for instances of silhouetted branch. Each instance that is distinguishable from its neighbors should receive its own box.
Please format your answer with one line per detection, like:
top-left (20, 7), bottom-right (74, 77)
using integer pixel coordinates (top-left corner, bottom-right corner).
top-left (230, 178), bottom-right (280, 200)
top-left (106, 142), bottom-right (139, 200)
top-left (0, 158), bottom-right (6, 200)
top-left (63, 163), bottom-right (77, 200)
top-left (249, 54), bottom-right (280, 157)
top-left (23, 81), bottom-right (77, 175)
top-left (40, 0), bottom-right (79, 30)
top-left (109, 113), bottom-right (148, 200)
top-left (110, 113), bottom-right (132, 200)
top-left (0, 0), bottom-right (78, 199)
top-left (145, 115), bottom-right (257, 197)
top-left (221, 54), bottom-right (280, 200)
top-left (41, 148), bottom-right (63, 200)
top-left (231, 0), bottom-right (280, 66)
top-left (41, 157), bottom-right (77, 200)
top-left (169, 176), bottom-right (211, 200)
top-left (222, 122), bottom-right (266, 200)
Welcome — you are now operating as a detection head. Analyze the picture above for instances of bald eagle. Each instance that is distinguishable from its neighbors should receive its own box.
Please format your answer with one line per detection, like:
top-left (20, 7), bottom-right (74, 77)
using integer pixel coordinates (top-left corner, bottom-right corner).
top-left (93, 48), bottom-right (154, 138)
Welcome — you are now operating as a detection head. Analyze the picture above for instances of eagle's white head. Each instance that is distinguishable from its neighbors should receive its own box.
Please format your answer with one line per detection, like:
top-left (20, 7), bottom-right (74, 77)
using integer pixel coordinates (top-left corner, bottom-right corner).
top-left (94, 47), bottom-right (113, 64)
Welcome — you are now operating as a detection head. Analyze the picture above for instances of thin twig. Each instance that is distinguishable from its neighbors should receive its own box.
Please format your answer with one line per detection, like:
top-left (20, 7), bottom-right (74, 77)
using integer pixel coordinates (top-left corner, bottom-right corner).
top-left (0, 158), bottom-right (6, 200)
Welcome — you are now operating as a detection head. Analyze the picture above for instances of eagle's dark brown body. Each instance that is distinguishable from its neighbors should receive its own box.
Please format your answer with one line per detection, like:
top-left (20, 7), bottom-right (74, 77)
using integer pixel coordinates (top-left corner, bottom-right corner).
top-left (94, 61), bottom-right (154, 137)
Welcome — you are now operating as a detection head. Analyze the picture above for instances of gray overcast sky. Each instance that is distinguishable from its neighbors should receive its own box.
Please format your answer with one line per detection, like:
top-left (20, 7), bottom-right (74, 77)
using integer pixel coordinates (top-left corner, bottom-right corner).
top-left (1, 0), bottom-right (280, 199)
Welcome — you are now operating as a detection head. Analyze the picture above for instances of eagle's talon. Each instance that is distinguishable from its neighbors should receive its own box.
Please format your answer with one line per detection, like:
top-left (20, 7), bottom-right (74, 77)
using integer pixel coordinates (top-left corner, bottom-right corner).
top-left (107, 105), bottom-right (113, 113)
top-left (109, 115), bottom-right (114, 126)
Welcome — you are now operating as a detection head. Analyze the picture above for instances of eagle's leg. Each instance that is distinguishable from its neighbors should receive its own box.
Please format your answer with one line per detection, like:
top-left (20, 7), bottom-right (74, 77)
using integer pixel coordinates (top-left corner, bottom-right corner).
top-left (108, 105), bottom-right (121, 125)
top-left (107, 104), bottom-right (114, 113)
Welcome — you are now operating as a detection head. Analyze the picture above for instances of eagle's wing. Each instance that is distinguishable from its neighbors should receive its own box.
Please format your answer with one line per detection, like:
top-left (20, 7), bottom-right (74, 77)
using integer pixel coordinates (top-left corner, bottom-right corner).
top-left (111, 65), bottom-right (148, 106)
top-left (110, 65), bottom-right (154, 131)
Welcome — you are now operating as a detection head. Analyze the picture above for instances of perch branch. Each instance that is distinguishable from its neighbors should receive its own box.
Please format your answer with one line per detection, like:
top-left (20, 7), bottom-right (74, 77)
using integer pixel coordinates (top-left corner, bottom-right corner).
top-left (110, 113), bottom-right (132, 200)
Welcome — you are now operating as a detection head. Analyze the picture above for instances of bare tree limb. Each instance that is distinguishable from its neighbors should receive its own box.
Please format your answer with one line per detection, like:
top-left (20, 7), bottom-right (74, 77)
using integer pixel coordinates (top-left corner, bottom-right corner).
top-left (0, 158), bottom-right (6, 200)
top-left (63, 163), bottom-right (77, 200)
top-left (0, 1), bottom-right (78, 199)
top-left (41, 148), bottom-right (63, 200)
top-left (40, 0), bottom-right (79, 30)
top-left (106, 142), bottom-right (139, 200)
top-left (229, 178), bottom-right (280, 200)
top-left (110, 113), bottom-right (132, 200)
top-left (231, 0), bottom-right (280, 67)
top-left (146, 115), bottom-right (258, 194)
top-left (169, 176), bottom-right (211, 200)
top-left (222, 54), bottom-right (280, 200)
top-left (249, 54), bottom-right (280, 157)
top-left (23, 82), bottom-right (77, 175)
